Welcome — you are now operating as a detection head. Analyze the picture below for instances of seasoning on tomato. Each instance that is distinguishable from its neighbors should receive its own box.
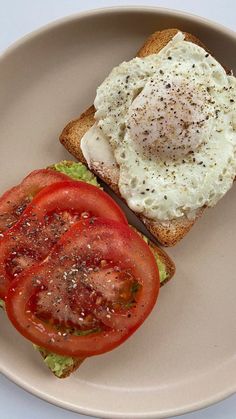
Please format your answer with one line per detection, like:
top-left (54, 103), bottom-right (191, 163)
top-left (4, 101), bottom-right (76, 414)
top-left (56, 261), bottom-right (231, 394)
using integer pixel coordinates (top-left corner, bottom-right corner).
top-left (6, 218), bottom-right (160, 357)
top-left (0, 181), bottom-right (127, 299)
top-left (0, 169), bottom-right (70, 233)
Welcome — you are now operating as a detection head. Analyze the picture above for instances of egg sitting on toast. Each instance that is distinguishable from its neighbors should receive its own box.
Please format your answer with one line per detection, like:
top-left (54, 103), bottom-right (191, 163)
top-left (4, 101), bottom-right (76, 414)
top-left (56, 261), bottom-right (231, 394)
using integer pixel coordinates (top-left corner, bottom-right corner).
top-left (81, 32), bottom-right (236, 223)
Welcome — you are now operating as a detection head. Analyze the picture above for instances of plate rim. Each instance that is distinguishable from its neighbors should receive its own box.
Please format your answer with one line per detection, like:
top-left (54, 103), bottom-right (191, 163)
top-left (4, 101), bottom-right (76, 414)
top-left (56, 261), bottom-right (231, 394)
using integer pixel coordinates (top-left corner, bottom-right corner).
top-left (0, 6), bottom-right (236, 419)
top-left (1, 365), bottom-right (235, 419)
top-left (0, 5), bottom-right (235, 62)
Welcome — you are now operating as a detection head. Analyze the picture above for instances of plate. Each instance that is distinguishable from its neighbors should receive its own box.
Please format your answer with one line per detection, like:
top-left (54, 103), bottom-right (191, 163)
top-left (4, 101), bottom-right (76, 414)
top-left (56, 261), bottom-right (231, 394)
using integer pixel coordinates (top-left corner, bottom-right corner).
top-left (0, 6), bottom-right (236, 419)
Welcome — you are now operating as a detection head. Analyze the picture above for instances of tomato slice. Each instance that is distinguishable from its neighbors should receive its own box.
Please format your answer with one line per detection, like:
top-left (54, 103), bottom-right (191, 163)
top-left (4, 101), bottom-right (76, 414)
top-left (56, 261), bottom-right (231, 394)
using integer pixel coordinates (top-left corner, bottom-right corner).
top-left (0, 181), bottom-right (127, 299)
top-left (0, 169), bottom-right (70, 233)
top-left (6, 218), bottom-right (159, 357)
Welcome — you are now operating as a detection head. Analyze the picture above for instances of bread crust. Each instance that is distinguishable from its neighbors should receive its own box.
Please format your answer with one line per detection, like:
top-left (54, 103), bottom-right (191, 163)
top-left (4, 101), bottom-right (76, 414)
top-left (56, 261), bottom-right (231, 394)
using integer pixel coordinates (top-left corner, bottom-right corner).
top-left (137, 28), bottom-right (207, 57)
top-left (59, 28), bottom-right (231, 246)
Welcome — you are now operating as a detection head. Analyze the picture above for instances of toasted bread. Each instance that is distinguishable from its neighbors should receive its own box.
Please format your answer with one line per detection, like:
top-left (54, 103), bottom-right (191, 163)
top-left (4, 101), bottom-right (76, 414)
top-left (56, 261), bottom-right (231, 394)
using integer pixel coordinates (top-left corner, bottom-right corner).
top-left (60, 28), bottom-right (232, 246)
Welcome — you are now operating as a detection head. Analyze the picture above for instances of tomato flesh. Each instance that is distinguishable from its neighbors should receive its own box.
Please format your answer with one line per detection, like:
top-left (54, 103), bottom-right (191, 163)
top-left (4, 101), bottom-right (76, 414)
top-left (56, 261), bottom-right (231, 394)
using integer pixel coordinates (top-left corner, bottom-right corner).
top-left (0, 181), bottom-right (127, 299)
top-left (0, 169), bottom-right (70, 233)
top-left (6, 218), bottom-right (159, 357)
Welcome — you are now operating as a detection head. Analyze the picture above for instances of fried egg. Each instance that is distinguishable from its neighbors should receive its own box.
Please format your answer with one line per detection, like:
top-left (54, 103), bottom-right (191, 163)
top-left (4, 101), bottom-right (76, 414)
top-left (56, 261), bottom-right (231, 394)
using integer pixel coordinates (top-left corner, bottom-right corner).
top-left (81, 32), bottom-right (236, 221)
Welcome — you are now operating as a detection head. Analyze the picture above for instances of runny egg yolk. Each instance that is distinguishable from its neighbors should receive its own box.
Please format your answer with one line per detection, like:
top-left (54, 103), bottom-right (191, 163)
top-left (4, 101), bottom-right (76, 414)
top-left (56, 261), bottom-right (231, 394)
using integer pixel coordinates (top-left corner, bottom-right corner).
top-left (128, 75), bottom-right (214, 160)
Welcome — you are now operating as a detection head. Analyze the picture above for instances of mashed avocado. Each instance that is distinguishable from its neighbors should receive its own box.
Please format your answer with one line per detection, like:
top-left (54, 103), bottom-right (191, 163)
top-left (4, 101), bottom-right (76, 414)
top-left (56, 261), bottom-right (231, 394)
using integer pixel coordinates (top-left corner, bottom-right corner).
top-left (0, 299), bottom-right (5, 309)
top-left (53, 161), bottom-right (99, 187)
top-left (34, 328), bottom-right (98, 377)
top-left (43, 353), bottom-right (74, 378)
top-left (34, 345), bottom-right (75, 378)
top-left (141, 236), bottom-right (167, 283)
top-left (155, 255), bottom-right (168, 283)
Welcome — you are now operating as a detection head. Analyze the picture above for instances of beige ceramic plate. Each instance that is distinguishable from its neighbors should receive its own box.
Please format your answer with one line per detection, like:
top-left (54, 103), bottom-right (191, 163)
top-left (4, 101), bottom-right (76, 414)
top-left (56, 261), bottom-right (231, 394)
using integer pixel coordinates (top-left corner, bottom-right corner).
top-left (0, 6), bottom-right (236, 419)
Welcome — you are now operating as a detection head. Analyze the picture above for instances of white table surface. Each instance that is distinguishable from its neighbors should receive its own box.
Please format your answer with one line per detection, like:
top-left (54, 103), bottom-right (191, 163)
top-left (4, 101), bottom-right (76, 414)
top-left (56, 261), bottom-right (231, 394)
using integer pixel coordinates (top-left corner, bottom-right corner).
top-left (0, 0), bottom-right (235, 418)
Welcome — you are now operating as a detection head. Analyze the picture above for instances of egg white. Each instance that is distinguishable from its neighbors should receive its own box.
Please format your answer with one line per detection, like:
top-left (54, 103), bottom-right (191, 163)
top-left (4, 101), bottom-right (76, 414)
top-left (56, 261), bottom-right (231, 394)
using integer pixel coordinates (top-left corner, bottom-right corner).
top-left (90, 33), bottom-right (236, 221)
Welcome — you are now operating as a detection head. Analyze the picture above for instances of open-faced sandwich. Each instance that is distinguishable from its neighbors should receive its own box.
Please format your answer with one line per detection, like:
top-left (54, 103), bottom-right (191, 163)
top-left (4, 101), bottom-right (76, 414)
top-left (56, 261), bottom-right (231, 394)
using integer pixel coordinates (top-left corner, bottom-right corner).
top-left (60, 29), bottom-right (236, 246)
top-left (0, 161), bottom-right (175, 378)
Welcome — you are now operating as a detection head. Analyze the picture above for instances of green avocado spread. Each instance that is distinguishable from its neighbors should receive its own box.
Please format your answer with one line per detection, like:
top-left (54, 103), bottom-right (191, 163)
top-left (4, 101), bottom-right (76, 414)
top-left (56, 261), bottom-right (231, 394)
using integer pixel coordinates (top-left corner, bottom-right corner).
top-left (43, 353), bottom-right (74, 377)
top-left (3, 161), bottom-right (168, 378)
top-left (141, 236), bottom-right (167, 283)
top-left (0, 299), bottom-right (5, 309)
top-left (34, 345), bottom-right (75, 378)
top-left (53, 161), bottom-right (99, 187)
top-left (154, 254), bottom-right (168, 283)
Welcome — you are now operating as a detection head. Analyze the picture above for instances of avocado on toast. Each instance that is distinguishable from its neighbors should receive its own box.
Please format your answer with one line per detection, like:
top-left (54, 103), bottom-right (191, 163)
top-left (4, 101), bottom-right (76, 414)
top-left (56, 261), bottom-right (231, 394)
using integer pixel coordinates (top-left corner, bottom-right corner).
top-left (0, 160), bottom-right (175, 378)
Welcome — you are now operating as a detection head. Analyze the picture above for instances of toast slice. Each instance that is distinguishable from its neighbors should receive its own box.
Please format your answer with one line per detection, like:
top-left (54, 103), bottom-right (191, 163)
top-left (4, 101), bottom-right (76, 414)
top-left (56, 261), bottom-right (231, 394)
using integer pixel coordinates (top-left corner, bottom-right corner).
top-left (0, 161), bottom-right (175, 378)
top-left (60, 29), bottom-right (232, 246)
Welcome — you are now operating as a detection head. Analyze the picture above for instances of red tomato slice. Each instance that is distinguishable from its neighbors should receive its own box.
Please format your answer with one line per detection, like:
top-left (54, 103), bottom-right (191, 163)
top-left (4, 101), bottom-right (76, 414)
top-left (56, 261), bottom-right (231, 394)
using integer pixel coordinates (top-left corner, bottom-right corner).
top-left (6, 218), bottom-right (159, 357)
top-left (0, 169), bottom-right (70, 233)
top-left (0, 181), bottom-right (127, 299)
